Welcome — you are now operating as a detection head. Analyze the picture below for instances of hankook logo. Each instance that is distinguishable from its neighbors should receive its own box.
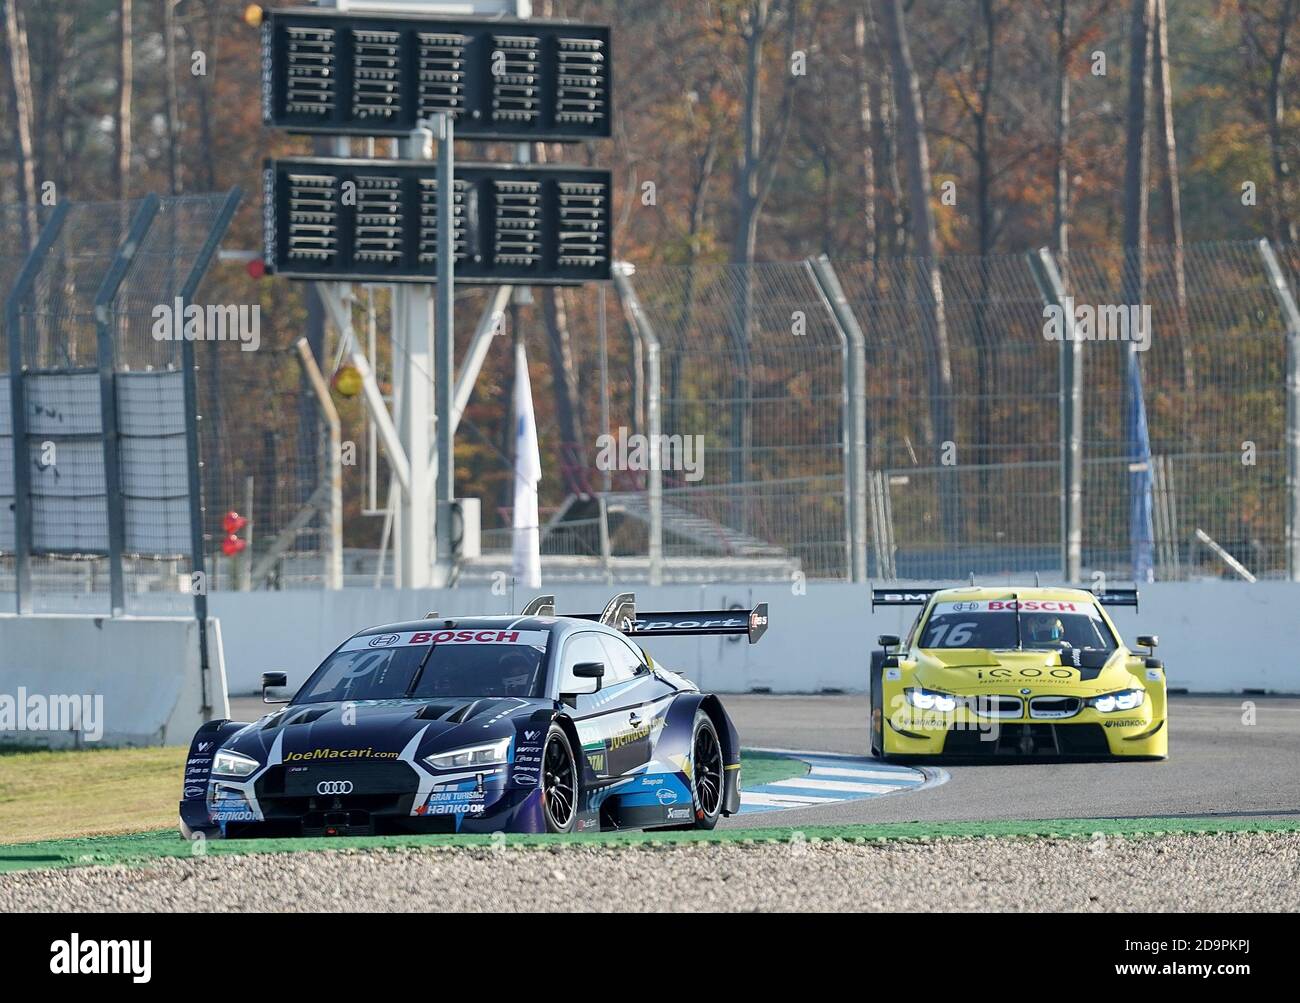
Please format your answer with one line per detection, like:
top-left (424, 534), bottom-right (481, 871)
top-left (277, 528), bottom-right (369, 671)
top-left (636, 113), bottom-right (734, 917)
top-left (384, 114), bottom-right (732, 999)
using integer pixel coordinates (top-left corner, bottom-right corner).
top-left (369, 634), bottom-right (400, 647)
top-left (316, 780), bottom-right (354, 795)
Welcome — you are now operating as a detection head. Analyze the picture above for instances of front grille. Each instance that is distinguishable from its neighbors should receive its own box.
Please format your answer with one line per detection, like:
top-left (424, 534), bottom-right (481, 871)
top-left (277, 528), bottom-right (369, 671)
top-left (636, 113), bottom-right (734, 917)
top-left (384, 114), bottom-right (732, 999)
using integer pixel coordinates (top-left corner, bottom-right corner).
top-left (257, 760), bottom-right (416, 798)
top-left (1029, 696), bottom-right (1082, 720)
top-left (970, 694), bottom-right (1023, 718)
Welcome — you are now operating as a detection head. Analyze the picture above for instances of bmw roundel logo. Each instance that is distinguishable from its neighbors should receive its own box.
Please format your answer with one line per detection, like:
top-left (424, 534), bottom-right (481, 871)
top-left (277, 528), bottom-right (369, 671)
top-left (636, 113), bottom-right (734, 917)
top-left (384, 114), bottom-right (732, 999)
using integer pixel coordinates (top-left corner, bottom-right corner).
top-left (369, 634), bottom-right (400, 647)
top-left (1020, 687), bottom-right (1032, 695)
top-left (317, 780), bottom-right (354, 795)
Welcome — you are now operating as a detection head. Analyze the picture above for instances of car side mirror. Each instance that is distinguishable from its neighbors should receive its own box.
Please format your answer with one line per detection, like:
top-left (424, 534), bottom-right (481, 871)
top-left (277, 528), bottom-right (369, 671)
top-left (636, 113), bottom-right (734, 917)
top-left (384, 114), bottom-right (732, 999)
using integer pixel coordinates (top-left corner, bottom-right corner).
top-left (878, 634), bottom-right (900, 649)
top-left (1136, 635), bottom-right (1158, 656)
top-left (262, 671), bottom-right (290, 705)
top-left (567, 661), bottom-right (605, 696)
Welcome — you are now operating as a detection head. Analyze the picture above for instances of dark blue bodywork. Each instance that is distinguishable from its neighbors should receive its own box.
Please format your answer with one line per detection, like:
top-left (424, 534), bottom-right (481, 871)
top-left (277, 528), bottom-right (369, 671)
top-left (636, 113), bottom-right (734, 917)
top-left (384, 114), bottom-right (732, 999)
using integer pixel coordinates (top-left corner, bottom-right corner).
top-left (179, 615), bottom-right (743, 838)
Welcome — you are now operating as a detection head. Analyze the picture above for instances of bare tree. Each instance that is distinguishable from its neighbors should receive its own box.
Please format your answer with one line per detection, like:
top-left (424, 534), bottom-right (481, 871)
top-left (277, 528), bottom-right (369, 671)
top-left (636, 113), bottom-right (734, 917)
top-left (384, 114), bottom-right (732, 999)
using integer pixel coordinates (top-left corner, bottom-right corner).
top-left (3, 0), bottom-right (38, 247)
top-left (1122, 0), bottom-right (1154, 306)
top-left (1053, 0), bottom-right (1071, 283)
top-left (114, 0), bottom-right (132, 200)
top-left (1153, 0), bottom-right (1194, 394)
top-left (877, 0), bottom-right (960, 541)
top-left (162, 0), bottom-right (181, 194)
top-left (853, 7), bottom-right (878, 262)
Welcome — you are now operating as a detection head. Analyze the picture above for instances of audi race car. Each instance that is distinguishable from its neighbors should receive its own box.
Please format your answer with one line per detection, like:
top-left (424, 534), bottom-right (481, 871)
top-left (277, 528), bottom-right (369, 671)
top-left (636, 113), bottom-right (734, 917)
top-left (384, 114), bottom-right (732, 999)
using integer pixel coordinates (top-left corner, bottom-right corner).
top-left (179, 593), bottom-right (768, 838)
top-left (869, 585), bottom-right (1167, 760)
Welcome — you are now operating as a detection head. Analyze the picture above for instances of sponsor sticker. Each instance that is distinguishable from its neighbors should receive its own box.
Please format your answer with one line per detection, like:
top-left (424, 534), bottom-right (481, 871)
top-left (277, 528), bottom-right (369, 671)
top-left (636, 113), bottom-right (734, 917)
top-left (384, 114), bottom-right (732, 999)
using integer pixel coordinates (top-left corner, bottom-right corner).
top-left (339, 629), bottom-right (549, 652)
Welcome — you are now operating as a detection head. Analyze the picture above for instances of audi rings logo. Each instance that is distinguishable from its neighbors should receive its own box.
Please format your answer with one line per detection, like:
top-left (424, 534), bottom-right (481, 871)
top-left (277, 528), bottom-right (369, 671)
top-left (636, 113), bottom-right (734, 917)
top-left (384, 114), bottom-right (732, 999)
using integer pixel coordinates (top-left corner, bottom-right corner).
top-left (316, 780), bottom-right (354, 795)
top-left (369, 634), bottom-right (400, 647)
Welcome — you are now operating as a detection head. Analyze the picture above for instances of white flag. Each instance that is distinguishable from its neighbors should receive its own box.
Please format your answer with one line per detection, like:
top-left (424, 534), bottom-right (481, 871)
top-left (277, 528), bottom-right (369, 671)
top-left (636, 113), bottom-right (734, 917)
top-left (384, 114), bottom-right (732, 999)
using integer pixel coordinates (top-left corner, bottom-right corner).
top-left (512, 340), bottom-right (542, 588)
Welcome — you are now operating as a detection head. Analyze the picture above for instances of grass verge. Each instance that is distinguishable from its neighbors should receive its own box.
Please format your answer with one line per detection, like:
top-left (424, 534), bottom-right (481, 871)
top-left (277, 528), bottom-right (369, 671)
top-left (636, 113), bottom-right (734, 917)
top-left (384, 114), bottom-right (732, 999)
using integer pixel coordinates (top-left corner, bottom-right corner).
top-left (3, 816), bottom-right (1299, 875)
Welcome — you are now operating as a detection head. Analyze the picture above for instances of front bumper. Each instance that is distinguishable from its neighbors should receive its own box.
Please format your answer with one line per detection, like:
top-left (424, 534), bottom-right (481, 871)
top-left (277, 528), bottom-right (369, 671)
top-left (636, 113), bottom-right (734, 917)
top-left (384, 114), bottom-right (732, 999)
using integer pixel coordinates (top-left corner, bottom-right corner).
top-left (180, 761), bottom-right (547, 838)
top-left (881, 695), bottom-right (1168, 759)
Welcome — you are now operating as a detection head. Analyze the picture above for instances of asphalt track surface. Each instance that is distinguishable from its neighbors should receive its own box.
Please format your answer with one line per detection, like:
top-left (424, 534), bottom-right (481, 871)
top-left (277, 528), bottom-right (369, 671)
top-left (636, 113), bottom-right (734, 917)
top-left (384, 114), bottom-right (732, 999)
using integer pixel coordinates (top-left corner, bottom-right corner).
top-left (717, 693), bottom-right (1300, 828)
top-left (229, 692), bottom-right (1300, 828)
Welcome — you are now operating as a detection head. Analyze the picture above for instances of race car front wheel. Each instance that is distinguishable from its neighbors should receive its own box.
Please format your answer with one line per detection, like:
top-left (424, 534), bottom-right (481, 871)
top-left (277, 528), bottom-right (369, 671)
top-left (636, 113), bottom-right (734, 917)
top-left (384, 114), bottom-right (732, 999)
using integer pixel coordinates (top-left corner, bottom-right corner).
top-left (542, 725), bottom-right (579, 833)
top-left (689, 711), bottom-right (724, 830)
top-left (869, 654), bottom-right (885, 759)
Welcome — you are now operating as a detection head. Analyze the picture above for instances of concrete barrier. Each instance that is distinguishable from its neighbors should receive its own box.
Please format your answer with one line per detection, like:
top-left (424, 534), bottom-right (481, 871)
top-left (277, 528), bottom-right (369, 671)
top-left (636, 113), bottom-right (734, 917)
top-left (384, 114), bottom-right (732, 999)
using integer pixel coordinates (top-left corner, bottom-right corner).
top-left (206, 580), bottom-right (1300, 696)
top-left (0, 614), bottom-right (229, 747)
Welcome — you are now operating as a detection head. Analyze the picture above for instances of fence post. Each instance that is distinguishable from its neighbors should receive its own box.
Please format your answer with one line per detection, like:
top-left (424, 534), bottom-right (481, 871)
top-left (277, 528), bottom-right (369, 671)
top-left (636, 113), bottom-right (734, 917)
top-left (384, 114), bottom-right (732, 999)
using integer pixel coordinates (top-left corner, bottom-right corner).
top-left (808, 255), bottom-right (869, 582)
top-left (94, 193), bottom-right (161, 616)
top-left (1258, 238), bottom-right (1300, 581)
top-left (177, 187), bottom-right (241, 710)
top-left (1030, 247), bottom-right (1083, 583)
top-left (5, 203), bottom-right (69, 614)
top-left (611, 262), bottom-right (663, 586)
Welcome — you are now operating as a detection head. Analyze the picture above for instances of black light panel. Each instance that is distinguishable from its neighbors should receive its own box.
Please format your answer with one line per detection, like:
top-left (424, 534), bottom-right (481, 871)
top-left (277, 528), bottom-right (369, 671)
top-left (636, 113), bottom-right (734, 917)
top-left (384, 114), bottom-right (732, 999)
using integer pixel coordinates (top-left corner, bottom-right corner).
top-left (262, 157), bottom-right (612, 284)
top-left (261, 8), bottom-right (611, 140)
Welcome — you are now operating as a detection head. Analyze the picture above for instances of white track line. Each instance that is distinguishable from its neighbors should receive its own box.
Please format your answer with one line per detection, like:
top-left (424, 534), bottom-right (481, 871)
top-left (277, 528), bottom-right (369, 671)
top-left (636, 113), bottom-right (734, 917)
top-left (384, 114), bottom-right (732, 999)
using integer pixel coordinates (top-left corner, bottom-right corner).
top-left (740, 791), bottom-right (841, 808)
top-left (808, 765), bottom-right (921, 782)
top-left (766, 777), bottom-right (900, 795)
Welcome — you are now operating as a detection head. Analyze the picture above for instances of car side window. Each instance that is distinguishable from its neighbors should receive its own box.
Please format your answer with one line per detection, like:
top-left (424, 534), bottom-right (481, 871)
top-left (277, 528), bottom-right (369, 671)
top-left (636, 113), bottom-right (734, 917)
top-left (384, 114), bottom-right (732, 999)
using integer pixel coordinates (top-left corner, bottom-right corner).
top-left (598, 634), bottom-right (645, 685)
top-left (558, 633), bottom-right (609, 695)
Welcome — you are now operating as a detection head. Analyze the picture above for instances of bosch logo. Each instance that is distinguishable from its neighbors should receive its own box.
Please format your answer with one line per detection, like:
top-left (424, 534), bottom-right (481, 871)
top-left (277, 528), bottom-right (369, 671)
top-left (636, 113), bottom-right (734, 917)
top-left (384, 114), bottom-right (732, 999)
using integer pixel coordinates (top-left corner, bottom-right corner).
top-left (368, 634), bottom-right (400, 647)
top-left (316, 780), bottom-right (354, 795)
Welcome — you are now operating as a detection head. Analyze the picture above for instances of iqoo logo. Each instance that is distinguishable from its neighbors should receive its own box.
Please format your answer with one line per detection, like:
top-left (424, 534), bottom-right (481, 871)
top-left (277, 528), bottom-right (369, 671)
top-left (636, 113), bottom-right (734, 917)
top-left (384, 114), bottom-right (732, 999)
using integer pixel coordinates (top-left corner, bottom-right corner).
top-left (316, 780), bottom-right (354, 795)
top-left (978, 668), bottom-right (1076, 679)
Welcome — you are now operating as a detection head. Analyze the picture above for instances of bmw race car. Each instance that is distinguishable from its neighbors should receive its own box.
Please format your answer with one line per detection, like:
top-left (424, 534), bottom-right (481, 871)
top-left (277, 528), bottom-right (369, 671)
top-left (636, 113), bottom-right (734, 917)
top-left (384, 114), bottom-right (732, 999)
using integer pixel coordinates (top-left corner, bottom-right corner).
top-left (869, 585), bottom-right (1167, 760)
top-left (179, 593), bottom-right (768, 838)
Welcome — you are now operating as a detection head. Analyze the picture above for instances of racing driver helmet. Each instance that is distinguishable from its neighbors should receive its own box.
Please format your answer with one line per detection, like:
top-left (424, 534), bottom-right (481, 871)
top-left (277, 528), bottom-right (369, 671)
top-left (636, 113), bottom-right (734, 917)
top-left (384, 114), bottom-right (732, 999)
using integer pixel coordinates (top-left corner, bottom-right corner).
top-left (1026, 614), bottom-right (1066, 645)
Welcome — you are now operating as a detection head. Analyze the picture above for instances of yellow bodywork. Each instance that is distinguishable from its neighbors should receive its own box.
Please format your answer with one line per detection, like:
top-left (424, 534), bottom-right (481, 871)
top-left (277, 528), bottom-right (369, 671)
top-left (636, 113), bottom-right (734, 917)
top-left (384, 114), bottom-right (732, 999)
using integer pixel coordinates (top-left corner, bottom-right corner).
top-left (873, 587), bottom-right (1168, 759)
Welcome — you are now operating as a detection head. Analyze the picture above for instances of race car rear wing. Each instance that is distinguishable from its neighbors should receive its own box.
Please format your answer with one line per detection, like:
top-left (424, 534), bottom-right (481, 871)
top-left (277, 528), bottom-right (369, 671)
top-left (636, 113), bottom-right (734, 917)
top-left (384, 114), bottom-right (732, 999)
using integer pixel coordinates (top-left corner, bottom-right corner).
top-left (527, 591), bottom-right (770, 644)
top-left (870, 585), bottom-right (1139, 612)
top-left (1092, 588), bottom-right (1139, 611)
top-left (871, 587), bottom-right (940, 610)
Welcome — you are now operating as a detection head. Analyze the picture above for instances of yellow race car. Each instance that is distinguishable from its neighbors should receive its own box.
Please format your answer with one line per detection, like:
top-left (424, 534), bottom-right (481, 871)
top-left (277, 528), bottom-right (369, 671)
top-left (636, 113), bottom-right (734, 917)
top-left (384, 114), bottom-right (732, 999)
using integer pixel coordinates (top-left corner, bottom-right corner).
top-left (869, 586), bottom-right (1167, 760)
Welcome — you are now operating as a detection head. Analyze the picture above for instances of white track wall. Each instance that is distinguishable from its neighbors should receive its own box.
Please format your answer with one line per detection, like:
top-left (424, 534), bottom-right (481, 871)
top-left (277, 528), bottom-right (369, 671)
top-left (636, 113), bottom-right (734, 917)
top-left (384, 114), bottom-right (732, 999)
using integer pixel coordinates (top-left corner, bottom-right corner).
top-left (0, 614), bottom-right (230, 747)
top-left (209, 581), bottom-right (1299, 696)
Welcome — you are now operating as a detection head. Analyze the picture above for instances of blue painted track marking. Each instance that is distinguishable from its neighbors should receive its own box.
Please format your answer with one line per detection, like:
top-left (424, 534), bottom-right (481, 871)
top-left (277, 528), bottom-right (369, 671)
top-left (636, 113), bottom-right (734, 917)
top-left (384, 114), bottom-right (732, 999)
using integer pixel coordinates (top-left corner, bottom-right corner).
top-left (739, 749), bottom-right (928, 814)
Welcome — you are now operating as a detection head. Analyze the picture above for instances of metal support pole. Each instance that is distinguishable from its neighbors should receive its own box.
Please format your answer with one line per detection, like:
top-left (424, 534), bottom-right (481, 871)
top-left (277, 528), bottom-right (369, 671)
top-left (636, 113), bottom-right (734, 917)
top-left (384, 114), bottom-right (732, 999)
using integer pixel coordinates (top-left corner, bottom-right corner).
top-left (295, 337), bottom-right (343, 588)
top-left (5, 203), bottom-right (69, 613)
top-left (611, 262), bottom-right (662, 585)
top-left (177, 186), bottom-right (241, 711)
top-left (1032, 247), bottom-right (1083, 583)
top-left (598, 283), bottom-right (612, 494)
top-left (808, 255), bottom-right (869, 583)
top-left (94, 193), bottom-right (161, 616)
top-left (434, 113), bottom-right (456, 584)
top-left (451, 284), bottom-right (511, 436)
top-left (1258, 238), bottom-right (1300, 581)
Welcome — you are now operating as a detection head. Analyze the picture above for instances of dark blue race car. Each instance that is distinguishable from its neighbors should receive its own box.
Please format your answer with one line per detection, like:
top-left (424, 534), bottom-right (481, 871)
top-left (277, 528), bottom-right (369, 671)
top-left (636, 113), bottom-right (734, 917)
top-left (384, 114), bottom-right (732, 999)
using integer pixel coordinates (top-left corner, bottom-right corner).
top-left (179, 593), bottom-right (768, 837)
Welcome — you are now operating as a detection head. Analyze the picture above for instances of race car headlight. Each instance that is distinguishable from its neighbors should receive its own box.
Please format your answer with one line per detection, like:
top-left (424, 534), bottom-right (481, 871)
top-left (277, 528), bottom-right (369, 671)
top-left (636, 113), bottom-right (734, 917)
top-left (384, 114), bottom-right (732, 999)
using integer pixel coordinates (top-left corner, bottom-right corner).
top-left (211, 749), bottom-right (260, 777)
top-left (1088, 688), bottom-right (1145, 713)
top-left (905, 687), bottom-right (959, 713)
top-left (423, 737), bottom-right (511, 771)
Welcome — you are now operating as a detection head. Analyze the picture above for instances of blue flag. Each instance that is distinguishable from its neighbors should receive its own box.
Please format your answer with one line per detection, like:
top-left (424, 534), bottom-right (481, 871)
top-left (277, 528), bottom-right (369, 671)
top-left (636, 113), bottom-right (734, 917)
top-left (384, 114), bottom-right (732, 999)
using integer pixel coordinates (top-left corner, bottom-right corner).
top-left (1126, 343), bottom-right (1155, 582)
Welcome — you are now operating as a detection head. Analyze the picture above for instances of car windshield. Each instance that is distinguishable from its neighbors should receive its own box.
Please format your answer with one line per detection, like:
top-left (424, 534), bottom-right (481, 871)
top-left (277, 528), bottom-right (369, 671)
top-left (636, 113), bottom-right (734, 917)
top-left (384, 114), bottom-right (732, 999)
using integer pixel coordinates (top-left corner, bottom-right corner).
top-left (293, 628), bottom-right (550, 703)
top-left (919, 599), bottom-right (1116, 652)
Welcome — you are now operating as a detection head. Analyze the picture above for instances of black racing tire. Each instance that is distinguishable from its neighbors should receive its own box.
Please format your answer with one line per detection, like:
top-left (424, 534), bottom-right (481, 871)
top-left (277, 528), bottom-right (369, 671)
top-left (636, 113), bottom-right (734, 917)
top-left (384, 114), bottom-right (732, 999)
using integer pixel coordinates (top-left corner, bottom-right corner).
top-left (542, 724), bottom-right (579, 833)
top-left (689, 710), bottom-right (725, 830)
top-left (869, 653), bottom-right (886, 760)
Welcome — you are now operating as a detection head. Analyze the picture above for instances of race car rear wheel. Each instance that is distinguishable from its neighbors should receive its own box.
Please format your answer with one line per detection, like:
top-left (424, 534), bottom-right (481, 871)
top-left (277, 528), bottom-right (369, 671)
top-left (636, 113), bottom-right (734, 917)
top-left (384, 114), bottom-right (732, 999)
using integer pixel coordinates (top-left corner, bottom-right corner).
top-left (542, 725), bottom-right (579, 833)
top-left (689, 711), bottom-right (724, 830)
